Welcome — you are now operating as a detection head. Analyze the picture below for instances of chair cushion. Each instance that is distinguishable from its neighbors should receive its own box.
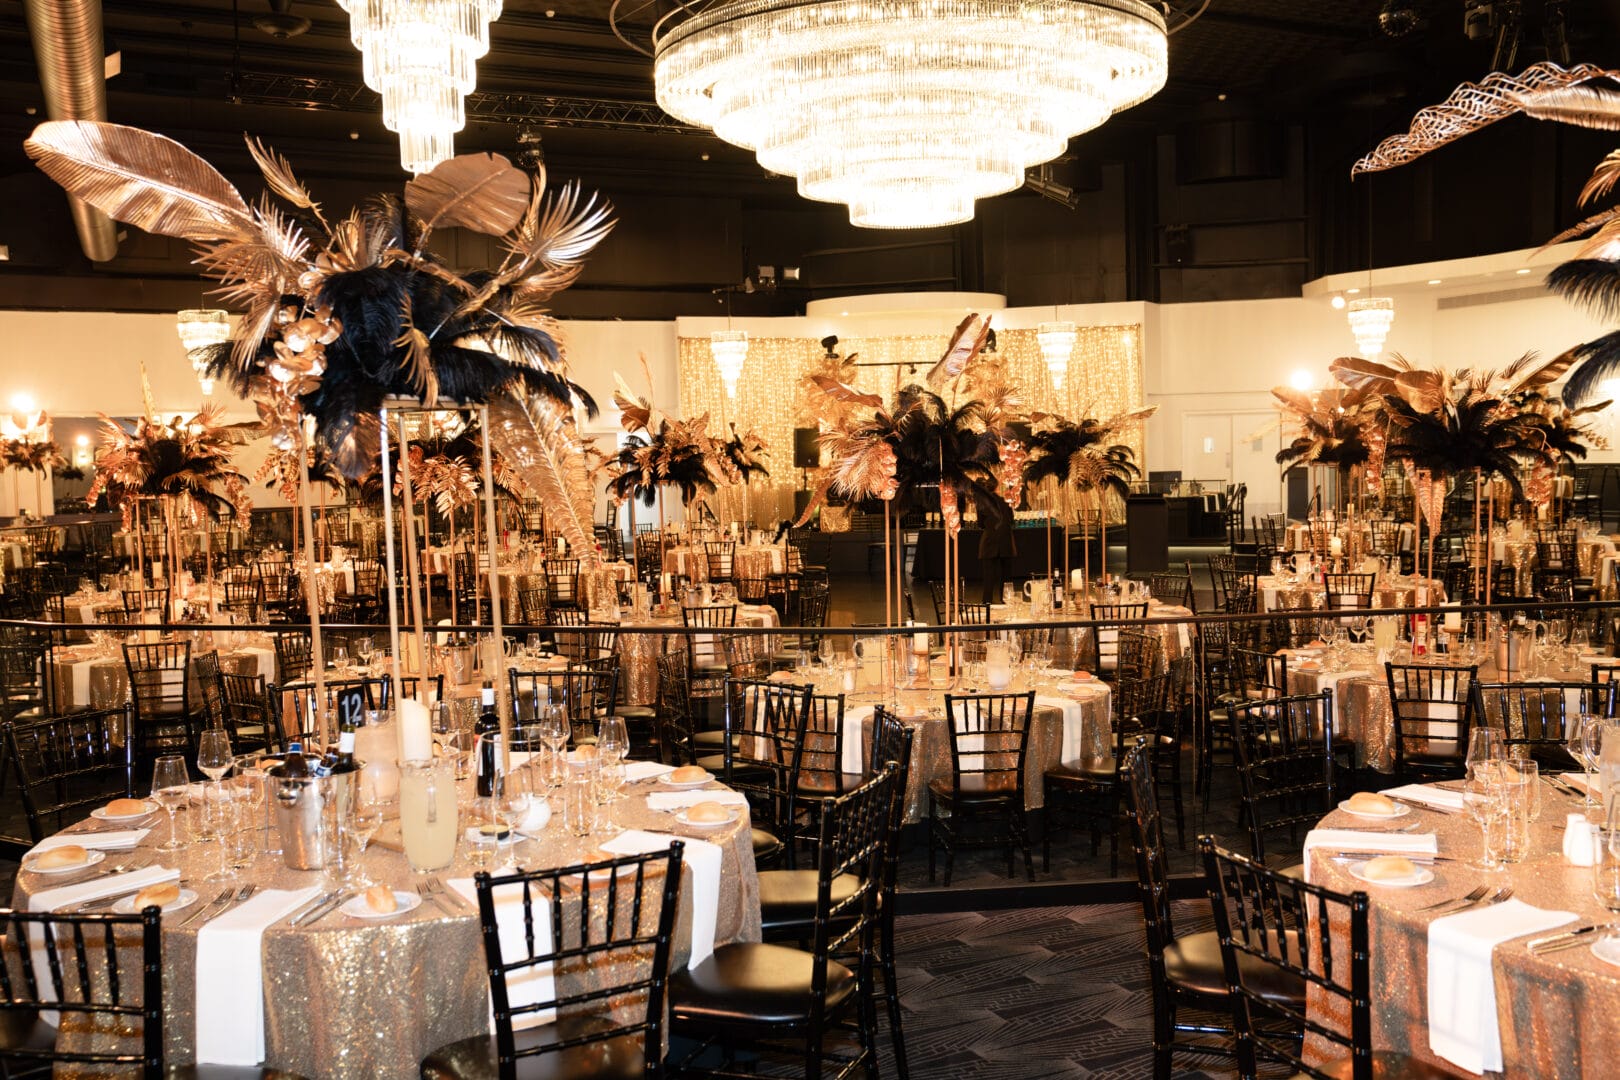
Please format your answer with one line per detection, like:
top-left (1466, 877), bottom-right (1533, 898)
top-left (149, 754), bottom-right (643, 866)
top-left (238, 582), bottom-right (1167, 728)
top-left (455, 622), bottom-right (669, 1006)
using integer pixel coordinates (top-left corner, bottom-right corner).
top-left (758, 870), bottom-right (860, 936)
top-left (693, 730), bottom-right (740, 749)
top-left (418, 1015), bottom-right (646, 1080)
top-left (927, 774), bottom-right (1022, 805)
top-left (618, 706), bottom-right (656, 721)
top-left (671, 943), bottom-right (856, 1033)
top-left (0, 1007), bottom-right (52, 1054)
top-left (1044, 760), bottom-right (1115, 785)
top-left (752, 829), bottom-right (785, 864)
top-left (1303, 1050), bottom-right (1461, 1079)
top-left (795, 772), bottom-right (866, 796)
top-left (1162, 929), bottom-right (1305, 1007)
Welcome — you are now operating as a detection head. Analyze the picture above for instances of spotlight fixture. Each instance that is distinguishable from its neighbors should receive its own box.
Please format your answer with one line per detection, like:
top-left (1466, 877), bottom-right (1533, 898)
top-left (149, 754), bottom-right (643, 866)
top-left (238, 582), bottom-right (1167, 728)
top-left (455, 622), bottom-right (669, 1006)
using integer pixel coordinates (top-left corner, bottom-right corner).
top-left (821, 335), bottom-right (839, 358)
top-left (1024, 164), bottom-right (1079, 210)
top-left (1378, 0), bottom-right (1423, 37)
top-left (514, 126), bottom-right (545, 173)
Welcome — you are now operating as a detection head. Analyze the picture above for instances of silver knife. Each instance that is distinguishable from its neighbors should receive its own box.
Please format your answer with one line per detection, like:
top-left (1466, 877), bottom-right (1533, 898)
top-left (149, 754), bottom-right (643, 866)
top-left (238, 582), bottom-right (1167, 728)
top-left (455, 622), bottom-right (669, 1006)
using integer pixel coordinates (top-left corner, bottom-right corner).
top-left (1385, 796), bottom-right (1456, 815)
top-left (192, 883), bottom-right (255, 928)
top-left (429, 877), bottom-right (472, 913)
top-left (294, 890), bottom-right (350, 926)
top-left (72, 885), bottom-right (158, 913)
top-left (176, 888), bottom-right (234, 928)
top-left (1324, 850), bottom-right (1453, 863)
top-left (1528, 923), bottom-right (1620, 953)
top-left (283, 890), bottom-right (335, 926)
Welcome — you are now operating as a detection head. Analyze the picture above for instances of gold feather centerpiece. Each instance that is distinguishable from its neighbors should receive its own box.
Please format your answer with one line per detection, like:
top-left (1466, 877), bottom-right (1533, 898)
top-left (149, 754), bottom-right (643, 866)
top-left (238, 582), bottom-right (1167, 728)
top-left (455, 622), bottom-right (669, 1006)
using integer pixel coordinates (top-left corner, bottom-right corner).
top-left (23, 121), bottom-right (615, 477)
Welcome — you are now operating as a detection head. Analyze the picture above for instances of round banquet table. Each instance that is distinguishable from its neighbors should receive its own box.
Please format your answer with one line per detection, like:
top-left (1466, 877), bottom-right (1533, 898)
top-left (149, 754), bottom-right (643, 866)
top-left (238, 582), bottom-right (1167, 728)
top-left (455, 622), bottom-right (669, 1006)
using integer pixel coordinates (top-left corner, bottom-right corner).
top-left (617, 603), bottom-right (781, 705)
top-left (661, 543), bottom-right (785, 584)
top-left (491, 561), bottom-right (635, 616)
top-left (1259, 574), bottom-right (1446, 613)
top-left (1284, 645), bottom-right (1602, 773)
top-left (49, 634), bottom-right (279, 713)
top-left (980, 599), bottom-right (1193, 674)
top-left (12, 768), bottom-right (760, 1080)
top-left (775, 665), bottom-right (1112, 824)
top-left (1307, 793), bottom-right (1620, 1078)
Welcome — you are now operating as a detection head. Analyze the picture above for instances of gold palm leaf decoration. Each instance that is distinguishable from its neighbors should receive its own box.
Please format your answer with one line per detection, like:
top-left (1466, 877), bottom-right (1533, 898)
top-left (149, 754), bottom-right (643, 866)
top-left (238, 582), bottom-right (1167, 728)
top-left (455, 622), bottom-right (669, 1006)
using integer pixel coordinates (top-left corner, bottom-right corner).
top-left (87, 388), bottom-right (257, 530)
top-left (23, 121), bottom-right (614, 477)
top-left (485, 393), bottom-right (600, 566)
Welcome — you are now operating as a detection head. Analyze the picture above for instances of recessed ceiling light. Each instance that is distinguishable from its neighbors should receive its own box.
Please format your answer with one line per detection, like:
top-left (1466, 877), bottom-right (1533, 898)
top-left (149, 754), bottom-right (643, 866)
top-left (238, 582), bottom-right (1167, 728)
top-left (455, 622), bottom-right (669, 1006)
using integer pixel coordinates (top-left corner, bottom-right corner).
top-left (701, 152), bottom-right (710, 161)
top-left (1346, 287), bottom-right (1361, 295)
top-left (1516, 268), bottom-right (1532, 275)
top-left (24, 106), bottom-right (36, 116)
top-left (1217, 93), bottom-right (1227, 102)
top-left (1428, 278), bottom-right (1442, 285)
top-left (545, 8), bottom-right (555, 15)
top-left (348, 131), bottom-right (360, 140)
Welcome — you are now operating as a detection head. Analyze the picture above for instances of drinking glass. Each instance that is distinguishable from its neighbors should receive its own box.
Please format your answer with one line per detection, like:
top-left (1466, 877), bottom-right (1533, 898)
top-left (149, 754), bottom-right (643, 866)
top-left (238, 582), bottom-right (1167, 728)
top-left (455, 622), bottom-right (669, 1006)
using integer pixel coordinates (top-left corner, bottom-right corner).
top-left (354, 636), bottom-right (375, 674)
top-left (198, 728), bottom-right (233, 783)
top-left (597, 715), bottom-right (629, 770)
top-left (819, 638), bottom-right (837, 670)
top-left (1463, 765), bottom-right (1506, 871)
top-left (1577, 713), bottom-right (1603, 808)
top-left (1465, 728), bottom-right (1504, 775)
top-left (597, 759), bottom-right (626, 822)
top-left (1594, 826), bottom-right (1620, 912)
top-left (562, 757), bottom-right (598, 837)
top-left (496, 769), bottom-right (533, 850)
top-left (151, 754), bottom-right (190, 851)
top-left (346, 773), bottom-right (386, 886)
top-left (330, 644), bottom-right (350, 677)
top-left (1504, 758), bottom-right (1541, 824)
top-left (234, 760), bottom-right (271, 853)
top-left (539, 707), bottom-right (571, 785)
top-left (225, 779), bottom-right (257, 870)
top-left (200, 785), bottom-right (234, 881)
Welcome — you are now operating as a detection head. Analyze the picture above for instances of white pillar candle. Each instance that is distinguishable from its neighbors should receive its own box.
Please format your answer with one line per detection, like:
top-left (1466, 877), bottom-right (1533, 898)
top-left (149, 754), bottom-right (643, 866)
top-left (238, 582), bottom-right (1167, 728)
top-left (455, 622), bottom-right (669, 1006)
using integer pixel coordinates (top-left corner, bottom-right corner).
top-left (398, 697), bottom-right (434, 764)
top-left (1070, 569), bottom-right (1085, 592)
top-left (912, 623), bottom-right (929, 653)
top-left (1330, 536), bottom-right (1343, 557)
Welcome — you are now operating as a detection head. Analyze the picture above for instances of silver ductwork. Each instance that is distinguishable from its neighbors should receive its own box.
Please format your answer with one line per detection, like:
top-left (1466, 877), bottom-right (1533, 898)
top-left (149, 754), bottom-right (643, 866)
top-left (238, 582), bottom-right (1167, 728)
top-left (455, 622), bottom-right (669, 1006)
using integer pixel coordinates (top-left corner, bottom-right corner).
top-left (24, 0), bottom-right (118, 263)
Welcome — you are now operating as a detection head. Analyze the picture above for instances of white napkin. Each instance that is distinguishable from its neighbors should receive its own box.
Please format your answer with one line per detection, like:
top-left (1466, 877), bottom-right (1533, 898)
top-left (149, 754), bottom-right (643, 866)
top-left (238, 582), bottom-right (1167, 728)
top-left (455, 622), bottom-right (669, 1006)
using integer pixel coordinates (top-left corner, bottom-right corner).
top-left (30, 829), bottom-right (150, 854)
top-left (1035, 695), bottom-right (1091, 767)
top-left (602, 829), bottom-right (723, 965)
top-left (69, 659), bottom-right (95, 709)
top-left (1300, 829), bottom-right (1436, 885)
top-left (1381, 783), bottom-right (1466, 812)
top-left (28, 864), bottom-right (178, 914)
top-left (646, 789), bottom-right (749, 812)
top-left (841, 705), bottom-right (875, 774)
top-left (1428, 899), bottom-right (1575, 1074)
top-left (448, 875), bottom-right (555, 1030)
top-left (624, 761), bottom-right (676, 783)
top-left (195, 886), bottom-right (322, 1067)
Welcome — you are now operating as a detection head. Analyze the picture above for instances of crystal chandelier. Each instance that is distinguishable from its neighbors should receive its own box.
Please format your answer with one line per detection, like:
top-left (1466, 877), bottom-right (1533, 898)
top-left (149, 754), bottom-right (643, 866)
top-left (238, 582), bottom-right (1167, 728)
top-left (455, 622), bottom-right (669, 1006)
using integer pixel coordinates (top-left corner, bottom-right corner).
top-left (1346, 297), bottom-right (1395, 358)
top-left (1037, 321), bottom-right (1077, 391)
top-left (654, 0), bottom-right (1167, 229)
top-left (338, 0), bottom-right (503, 174)
top-left (176, 309), bottom-right (232, 396)
top-left (711, 330), bottom-right (749, 398)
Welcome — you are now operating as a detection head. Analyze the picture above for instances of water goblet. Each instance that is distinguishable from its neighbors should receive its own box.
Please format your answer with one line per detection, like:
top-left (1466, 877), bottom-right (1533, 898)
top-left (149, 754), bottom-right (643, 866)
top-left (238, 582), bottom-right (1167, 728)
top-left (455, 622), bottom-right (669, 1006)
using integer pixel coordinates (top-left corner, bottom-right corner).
top-left (198, 728), bottom-right (234, 783)
top-left (496, 769), bottom-right (533, 852)
top-left (151, 754), bottom-right (191, 852)
top-left (1465, 728), bottom-right (1504, 775)
top-left (1463, 766), bottom-right (1507, 871)
top-left (346, 773), bottom-right (386, 886)
top-left (329, 644), bottom-right (350, 678)
top-left (597, 715), bottom-right (629, 770)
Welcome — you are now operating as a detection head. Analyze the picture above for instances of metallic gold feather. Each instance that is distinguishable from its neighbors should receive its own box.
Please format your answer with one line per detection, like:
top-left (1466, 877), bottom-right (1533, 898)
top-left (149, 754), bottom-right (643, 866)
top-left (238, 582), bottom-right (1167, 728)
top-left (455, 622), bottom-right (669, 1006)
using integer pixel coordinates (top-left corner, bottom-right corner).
top-left (24, 120), bottom-right (256, 242)
top-left (485, 393), bottom-right (600, 569)
top-left (925, 313), bottom-right (992, 388)
top-left (405, 152), bottom-right (532, 238)
top-left (244, 135), bottom-right (322, 219)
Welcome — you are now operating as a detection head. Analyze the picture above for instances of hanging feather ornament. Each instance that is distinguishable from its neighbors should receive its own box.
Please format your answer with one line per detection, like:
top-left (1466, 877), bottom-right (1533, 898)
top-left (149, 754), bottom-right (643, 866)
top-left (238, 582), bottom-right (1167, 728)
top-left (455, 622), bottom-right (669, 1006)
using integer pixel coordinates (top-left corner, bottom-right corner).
top-left (485, 393), bottom-right (600, 565)
top-left (23, 121), bottom-right (613, 475)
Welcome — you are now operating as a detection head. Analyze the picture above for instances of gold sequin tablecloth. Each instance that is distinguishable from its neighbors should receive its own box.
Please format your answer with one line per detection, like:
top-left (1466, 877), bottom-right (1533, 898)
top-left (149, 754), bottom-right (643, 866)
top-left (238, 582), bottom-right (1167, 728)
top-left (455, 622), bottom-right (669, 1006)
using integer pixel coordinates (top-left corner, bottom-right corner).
top-left (493, 562), bottom-right (633, 616)
top-left (12, 774), bottom-right (760, 1080)
top-left (662, 544), bottom-right (784, 584)
top-left (1306, 799), bottom-right (1620, 1078)
top-left (618, 605), bottom-right (781, 705)
top-left (1259, 575), bottom-right (1445, 613)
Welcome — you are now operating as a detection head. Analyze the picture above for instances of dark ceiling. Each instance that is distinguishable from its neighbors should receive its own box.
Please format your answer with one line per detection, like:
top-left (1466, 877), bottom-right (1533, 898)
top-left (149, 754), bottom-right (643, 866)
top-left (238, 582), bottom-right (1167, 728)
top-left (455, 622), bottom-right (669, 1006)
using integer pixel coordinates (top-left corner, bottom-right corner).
top-left (1, 0), bottom-right (1618, 311)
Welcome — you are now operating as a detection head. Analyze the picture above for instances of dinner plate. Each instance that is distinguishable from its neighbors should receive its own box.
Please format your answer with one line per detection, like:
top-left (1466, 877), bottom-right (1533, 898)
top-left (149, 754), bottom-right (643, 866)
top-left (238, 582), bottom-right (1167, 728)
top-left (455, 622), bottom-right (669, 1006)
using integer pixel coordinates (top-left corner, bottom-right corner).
top-left (340, 890), bottom-right (422, 919)
top-left (676, 807), bottom-right (740, 828)
top-left (91, 801), bottom-right (159, 822)
top-left (1335, 800), bottom-right (1412, 820)
top-left (659, 770), bottom-right (714, 789)
top-left (114, 888), bottom-right (198, 915)
top-left (1344, 860), bottom-right (1434, 888)
top-left (1591, 936), bottom-right (1620, 968)
top-left (23, 848), bottom-right (107, 875)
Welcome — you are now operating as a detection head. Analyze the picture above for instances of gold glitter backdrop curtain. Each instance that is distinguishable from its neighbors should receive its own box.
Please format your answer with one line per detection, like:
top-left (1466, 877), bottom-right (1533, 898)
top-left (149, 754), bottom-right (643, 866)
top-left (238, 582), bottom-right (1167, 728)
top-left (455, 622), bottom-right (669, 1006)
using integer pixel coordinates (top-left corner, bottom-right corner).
top-left (677, 325), bottom-right (1146, 524)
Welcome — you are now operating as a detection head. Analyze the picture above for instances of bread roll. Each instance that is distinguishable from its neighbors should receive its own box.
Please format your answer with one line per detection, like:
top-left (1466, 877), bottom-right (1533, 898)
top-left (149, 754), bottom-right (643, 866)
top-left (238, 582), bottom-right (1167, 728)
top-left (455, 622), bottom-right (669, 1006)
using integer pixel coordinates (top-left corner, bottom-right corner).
top-left (1361, 855), bottom-right (1417, 881)
top-left (686, 801), bottom-right (732, 823)
top-left (573, 745), bottom-right (599, 761)
top-left (363, 885), bottom-right (398, 914)
top-left (670, 765), bottom-right (708, 784)
top-left (478, 823), bottom-right (512, 841)
top-left (134, 883), bottom-right (181, 909)
top-left (1346, 792), bottom-right (1398, 817)
top-left (106, 798), bottom-right (150, 816)
top-left (1072, 671), bottom-right (1094, 682)
top-left (33, 845), bottom-right (90, 870)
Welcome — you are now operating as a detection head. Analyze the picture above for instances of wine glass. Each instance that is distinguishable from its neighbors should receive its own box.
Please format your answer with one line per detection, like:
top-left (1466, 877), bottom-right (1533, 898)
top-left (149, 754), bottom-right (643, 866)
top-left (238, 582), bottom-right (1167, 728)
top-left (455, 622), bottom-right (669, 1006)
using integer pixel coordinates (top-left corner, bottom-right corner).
top-left (539, 706), bottom-right (571, 785)
top-left (1463, 765), bottom-right (1506, 871)
top-left (234, 759), bottom-right (271, 854)
top-left (198, 728), bottom-right (234, 783)
top-left (354, 636), bottom-right (375, 675)
top-left (496, 769), bottom-right (533, 852)
top-left (597, 715), bottom-right (629, 767)
top-left (151, 754), bottom-right (190, 851)
top-left (818, 637), bottom-right (837, 670)
top-left (596, 759), bottom-right (626, 823)
top-left (1579, 713), bottom-right (1604, 808)
top-left (347, 774), bottom-right (385, 886)
top-left (330, 644), bottom-right (350, 677)
top-left (1465, 728), bottom-right (1504, 776)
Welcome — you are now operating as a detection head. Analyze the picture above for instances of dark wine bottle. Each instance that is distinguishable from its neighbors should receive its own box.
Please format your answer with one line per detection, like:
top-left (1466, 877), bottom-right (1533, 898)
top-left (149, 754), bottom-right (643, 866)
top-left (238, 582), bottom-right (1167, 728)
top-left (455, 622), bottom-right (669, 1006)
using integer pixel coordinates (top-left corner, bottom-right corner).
top-left (474, 681), bottom-right (500, 797)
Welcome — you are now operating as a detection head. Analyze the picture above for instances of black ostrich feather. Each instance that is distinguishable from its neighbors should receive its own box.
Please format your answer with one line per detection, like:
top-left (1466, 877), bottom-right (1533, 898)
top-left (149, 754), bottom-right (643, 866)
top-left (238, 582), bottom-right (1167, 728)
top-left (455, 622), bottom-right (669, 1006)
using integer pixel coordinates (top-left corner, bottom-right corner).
top-left (1546, 259), bottom-right (1620, 322)
top-left (608, 435), bottom-right (658, 508)
top-left (1274, 412), bottom-right (1371, 471)
top-left (1382, 391), bottom-right (1550, 499)
top-left (1558, 328), bottom-right (1620, 405)
top-left (1022, 417), bottom-right (1141, 497)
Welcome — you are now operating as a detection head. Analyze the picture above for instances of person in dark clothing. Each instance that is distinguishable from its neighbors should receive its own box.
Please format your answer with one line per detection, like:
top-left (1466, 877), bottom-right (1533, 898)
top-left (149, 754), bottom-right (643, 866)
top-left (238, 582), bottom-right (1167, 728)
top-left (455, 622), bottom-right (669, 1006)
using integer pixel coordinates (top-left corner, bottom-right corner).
top-left (978, 502), bottom-right (1017, 604)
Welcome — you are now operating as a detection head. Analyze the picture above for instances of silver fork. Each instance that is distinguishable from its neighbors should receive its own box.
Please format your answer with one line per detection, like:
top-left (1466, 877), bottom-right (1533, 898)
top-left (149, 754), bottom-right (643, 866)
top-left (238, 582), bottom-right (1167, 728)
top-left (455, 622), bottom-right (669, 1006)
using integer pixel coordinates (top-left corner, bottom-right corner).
top-left (1417, 884), bottom-right (1488, 912)
top-left (177, 888), bottom-right (234, 928)
top-left (425, 877), bottom-right (471, 913)
top-left (1447, 885), bottom-right (1514, 915)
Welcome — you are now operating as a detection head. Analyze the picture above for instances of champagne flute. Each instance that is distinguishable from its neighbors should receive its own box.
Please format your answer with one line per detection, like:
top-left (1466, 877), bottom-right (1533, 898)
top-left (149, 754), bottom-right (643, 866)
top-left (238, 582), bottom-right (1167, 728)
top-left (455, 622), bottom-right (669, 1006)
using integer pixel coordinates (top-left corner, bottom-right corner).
top-left (151, 754), bottom-right (190, 851)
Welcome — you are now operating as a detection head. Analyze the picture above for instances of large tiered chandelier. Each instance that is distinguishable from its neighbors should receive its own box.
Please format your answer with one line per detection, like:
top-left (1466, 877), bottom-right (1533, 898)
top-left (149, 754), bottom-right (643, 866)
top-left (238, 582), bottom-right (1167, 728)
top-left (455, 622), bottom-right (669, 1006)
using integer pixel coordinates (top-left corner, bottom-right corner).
top-left (176, 309), bottom-right (232, 395)
top-left (710, 330), bottom-right (749, 398)
top-left (338, 0), bottom-right (504, 174)
top-left (653, 0), bottom-right (1167, 229)
top-left (1036, 321), bottom-right (1077, 390)
top-left (1346, 296), bottom-right (1394, 358)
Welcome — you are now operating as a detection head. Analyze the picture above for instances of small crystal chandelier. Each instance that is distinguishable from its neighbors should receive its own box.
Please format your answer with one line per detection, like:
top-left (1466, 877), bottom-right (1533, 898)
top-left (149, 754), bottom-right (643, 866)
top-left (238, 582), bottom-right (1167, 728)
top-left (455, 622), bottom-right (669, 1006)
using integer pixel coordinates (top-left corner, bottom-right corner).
top-left (711, 330), bottom-right (749, 398)
top-left (176, 309), bottom-right (232, 395)
top-left (1346, 297), bottom-right (1395, 358)
top-left (337, 0), bottom-right (504, 174)
top-left (654, 0), bottom-right (1167, 229)
top-left (1037, 321), bottom-right (1077, 391)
